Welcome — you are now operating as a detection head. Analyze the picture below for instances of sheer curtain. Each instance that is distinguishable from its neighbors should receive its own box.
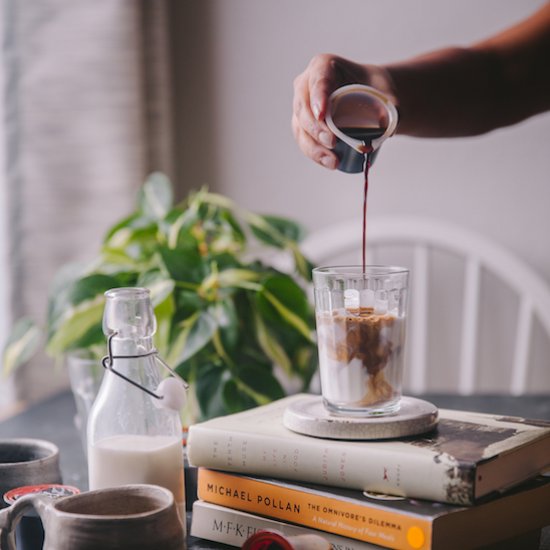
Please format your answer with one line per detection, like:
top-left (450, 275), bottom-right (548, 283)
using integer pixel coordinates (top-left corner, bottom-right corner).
top-left (0, 0), bottom-right (17, 417)
top-left (2, 0), bottom-right (174, 409)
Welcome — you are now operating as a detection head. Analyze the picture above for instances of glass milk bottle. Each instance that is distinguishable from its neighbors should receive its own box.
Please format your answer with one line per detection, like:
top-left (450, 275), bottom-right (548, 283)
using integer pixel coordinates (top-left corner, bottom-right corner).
top-left (87, 288), bottom-right (186, 525)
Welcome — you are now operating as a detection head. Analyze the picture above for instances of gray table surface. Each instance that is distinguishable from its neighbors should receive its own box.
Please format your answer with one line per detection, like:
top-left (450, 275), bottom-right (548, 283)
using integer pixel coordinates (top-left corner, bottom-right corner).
top-left (1, 391), bottom-right (549, 549)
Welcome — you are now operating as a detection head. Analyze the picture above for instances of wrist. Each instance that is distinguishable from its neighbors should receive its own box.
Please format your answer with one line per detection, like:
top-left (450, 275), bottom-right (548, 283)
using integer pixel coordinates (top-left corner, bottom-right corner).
top-left (360, 63), bottom-right (398, 104)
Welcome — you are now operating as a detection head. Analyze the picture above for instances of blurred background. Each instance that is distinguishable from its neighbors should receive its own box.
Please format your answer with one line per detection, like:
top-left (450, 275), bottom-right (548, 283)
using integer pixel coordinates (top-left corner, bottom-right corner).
top-left (1, 0), bottom-right (549, 416)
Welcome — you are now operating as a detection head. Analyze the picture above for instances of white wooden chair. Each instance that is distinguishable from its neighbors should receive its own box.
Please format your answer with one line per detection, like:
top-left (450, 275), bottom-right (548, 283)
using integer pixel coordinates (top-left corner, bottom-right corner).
top-left (301, 216), bottom-right (550, 395)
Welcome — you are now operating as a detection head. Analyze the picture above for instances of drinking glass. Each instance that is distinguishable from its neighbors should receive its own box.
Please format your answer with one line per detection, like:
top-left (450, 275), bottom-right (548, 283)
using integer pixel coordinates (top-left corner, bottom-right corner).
top-left (313, 266), bottom-right (409, 416)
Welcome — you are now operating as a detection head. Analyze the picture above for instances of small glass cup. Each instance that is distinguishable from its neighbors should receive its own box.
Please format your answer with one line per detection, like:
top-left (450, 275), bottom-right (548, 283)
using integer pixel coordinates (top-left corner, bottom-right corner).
top-left (313, 266), bottom-right (409, 416)
top-left (325, 84), bottom-right (398, 173)
top-left (66, 351), bottom-right (104, 455)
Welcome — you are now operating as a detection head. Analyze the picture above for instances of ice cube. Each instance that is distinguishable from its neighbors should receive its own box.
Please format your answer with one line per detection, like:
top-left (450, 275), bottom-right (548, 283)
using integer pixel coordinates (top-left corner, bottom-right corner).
top-left (374, 290), bottom-right (388, 314)
top-left (344, 289), bottom-right (360, 309)
top-left (360, 289), bottom-right (375, 309)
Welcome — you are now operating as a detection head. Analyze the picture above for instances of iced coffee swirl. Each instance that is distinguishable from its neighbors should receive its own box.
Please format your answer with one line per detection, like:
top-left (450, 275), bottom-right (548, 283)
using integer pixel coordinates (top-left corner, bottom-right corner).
top-left (316, 307), bottom-right (403, 410)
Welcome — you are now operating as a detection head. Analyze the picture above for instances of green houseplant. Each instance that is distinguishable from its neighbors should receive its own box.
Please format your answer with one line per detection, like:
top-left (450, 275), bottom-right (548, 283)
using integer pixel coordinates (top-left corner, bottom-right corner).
top-left (3, 173), bottom-right (317, 420)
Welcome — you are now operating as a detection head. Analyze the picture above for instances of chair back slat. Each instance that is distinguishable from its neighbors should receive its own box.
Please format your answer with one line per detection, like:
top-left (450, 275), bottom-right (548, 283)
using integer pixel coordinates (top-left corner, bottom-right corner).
top-left (408, 244), bottom-right (429, 394)
top-left (458, 258), bottom-right (481, 394)
top-left (510, 297), bottom-right (533, 395)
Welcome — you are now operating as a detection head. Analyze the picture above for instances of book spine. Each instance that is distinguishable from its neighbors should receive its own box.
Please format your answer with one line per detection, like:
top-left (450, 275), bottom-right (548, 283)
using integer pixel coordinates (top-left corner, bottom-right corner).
top-left (187, 424), bottom-right (465, 504)
top-left (196, 468), bottom-right (433, 550)
top-left (191, 500), bottom-right (383, 550)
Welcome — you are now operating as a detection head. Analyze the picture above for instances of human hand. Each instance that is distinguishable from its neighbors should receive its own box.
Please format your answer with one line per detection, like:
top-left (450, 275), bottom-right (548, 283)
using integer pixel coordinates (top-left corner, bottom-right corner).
top-left (292, 54), bottom-right (396, 169)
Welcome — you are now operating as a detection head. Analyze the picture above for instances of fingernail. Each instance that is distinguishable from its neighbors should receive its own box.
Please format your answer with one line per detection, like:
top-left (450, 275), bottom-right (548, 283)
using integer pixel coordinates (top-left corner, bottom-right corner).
top-left (312, 103), bottom-right (321, 120)
top-left (319, 131), bottom-right (334, 148)
top-left (320, 155), bottom-right (337, 170)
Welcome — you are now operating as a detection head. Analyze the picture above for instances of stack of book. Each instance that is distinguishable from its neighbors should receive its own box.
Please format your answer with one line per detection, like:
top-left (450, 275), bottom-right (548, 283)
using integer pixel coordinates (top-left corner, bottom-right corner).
top-left (186, 393), bottom-right (550, 549)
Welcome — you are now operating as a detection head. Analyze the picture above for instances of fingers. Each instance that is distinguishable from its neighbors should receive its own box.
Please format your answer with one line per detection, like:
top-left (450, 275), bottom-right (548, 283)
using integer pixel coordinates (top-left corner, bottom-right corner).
top-left (291, 112), bottom-right (338, 169)
top-left (292, 54), bottom-right (340, 169)
top-left (306, 54), bottom-right (340, 121)
top-left (293, 68), bottom-right (336, 147)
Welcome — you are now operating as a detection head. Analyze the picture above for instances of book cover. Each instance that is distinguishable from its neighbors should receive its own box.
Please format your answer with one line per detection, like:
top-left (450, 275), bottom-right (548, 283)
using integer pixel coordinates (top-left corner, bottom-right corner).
top-left (191, 500), bottom-right (383, 549)
top-left (187, 393), bottom-right (550, 505)
top-left (196, 468), bottom-right (550, 550)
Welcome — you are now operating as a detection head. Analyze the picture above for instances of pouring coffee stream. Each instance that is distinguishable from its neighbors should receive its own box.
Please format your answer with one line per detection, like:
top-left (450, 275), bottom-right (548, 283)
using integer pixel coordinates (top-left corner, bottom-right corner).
top-left (362, 153), bottom-right (373, 274)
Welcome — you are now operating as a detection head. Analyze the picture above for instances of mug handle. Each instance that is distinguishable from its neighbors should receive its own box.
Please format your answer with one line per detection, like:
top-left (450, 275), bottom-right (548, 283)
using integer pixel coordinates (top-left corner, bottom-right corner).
top-left (0, 494), bottom-right (51, 550)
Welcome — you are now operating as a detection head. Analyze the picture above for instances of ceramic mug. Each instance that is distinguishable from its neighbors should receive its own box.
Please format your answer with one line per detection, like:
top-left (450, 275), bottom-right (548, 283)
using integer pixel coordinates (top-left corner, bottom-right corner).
top-left (0, 484), bottom-right (185, 550)
top-left (0, 439), bottom-right (62, 505)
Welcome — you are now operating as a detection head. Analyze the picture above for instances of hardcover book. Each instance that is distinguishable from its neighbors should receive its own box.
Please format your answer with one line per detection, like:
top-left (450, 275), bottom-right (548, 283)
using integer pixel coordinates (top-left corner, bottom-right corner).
top-left (196, 468), bottom-right (550, 550)
top-left (187, 393), bottom-right (550, 505)
top-left (191, 500), bottom-right (383, 549)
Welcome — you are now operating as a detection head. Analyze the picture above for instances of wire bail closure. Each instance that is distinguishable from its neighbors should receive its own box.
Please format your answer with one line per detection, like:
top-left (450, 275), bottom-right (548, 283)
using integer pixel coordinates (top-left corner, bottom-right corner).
top-left (101, 331), bottom-right (189, 400)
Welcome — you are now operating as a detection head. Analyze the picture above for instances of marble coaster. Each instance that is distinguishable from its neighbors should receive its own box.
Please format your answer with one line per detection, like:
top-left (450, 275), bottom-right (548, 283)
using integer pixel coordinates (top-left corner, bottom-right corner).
top-left (283, 395), bottom-right (438, 440)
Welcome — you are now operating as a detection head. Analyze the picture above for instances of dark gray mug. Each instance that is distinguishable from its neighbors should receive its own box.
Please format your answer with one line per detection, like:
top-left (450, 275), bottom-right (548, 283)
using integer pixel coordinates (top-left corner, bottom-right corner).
top-left (0, 439), bottom-right (62, 505)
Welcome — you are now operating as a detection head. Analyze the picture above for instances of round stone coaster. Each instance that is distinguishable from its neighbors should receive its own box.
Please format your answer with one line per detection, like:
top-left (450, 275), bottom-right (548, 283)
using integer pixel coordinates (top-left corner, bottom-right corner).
top-left (283, 395), bottom-right (438, 440)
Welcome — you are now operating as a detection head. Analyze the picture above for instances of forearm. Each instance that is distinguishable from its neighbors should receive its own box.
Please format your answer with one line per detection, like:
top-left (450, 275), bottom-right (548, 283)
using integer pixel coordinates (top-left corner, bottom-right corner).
top-left (384, 48), bottom-right (502, 137)
top-left (384, 4), bottom-right (550, 138)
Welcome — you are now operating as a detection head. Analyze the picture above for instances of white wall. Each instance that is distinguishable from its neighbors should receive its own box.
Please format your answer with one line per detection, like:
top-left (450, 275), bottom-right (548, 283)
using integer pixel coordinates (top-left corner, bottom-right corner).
top-left (173, 0), bottom-right (550, 392)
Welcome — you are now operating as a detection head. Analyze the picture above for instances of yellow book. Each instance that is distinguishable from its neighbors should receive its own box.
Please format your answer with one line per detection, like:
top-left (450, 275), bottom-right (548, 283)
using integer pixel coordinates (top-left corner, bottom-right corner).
top-left (196, 468), bottom-right (550, 550)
